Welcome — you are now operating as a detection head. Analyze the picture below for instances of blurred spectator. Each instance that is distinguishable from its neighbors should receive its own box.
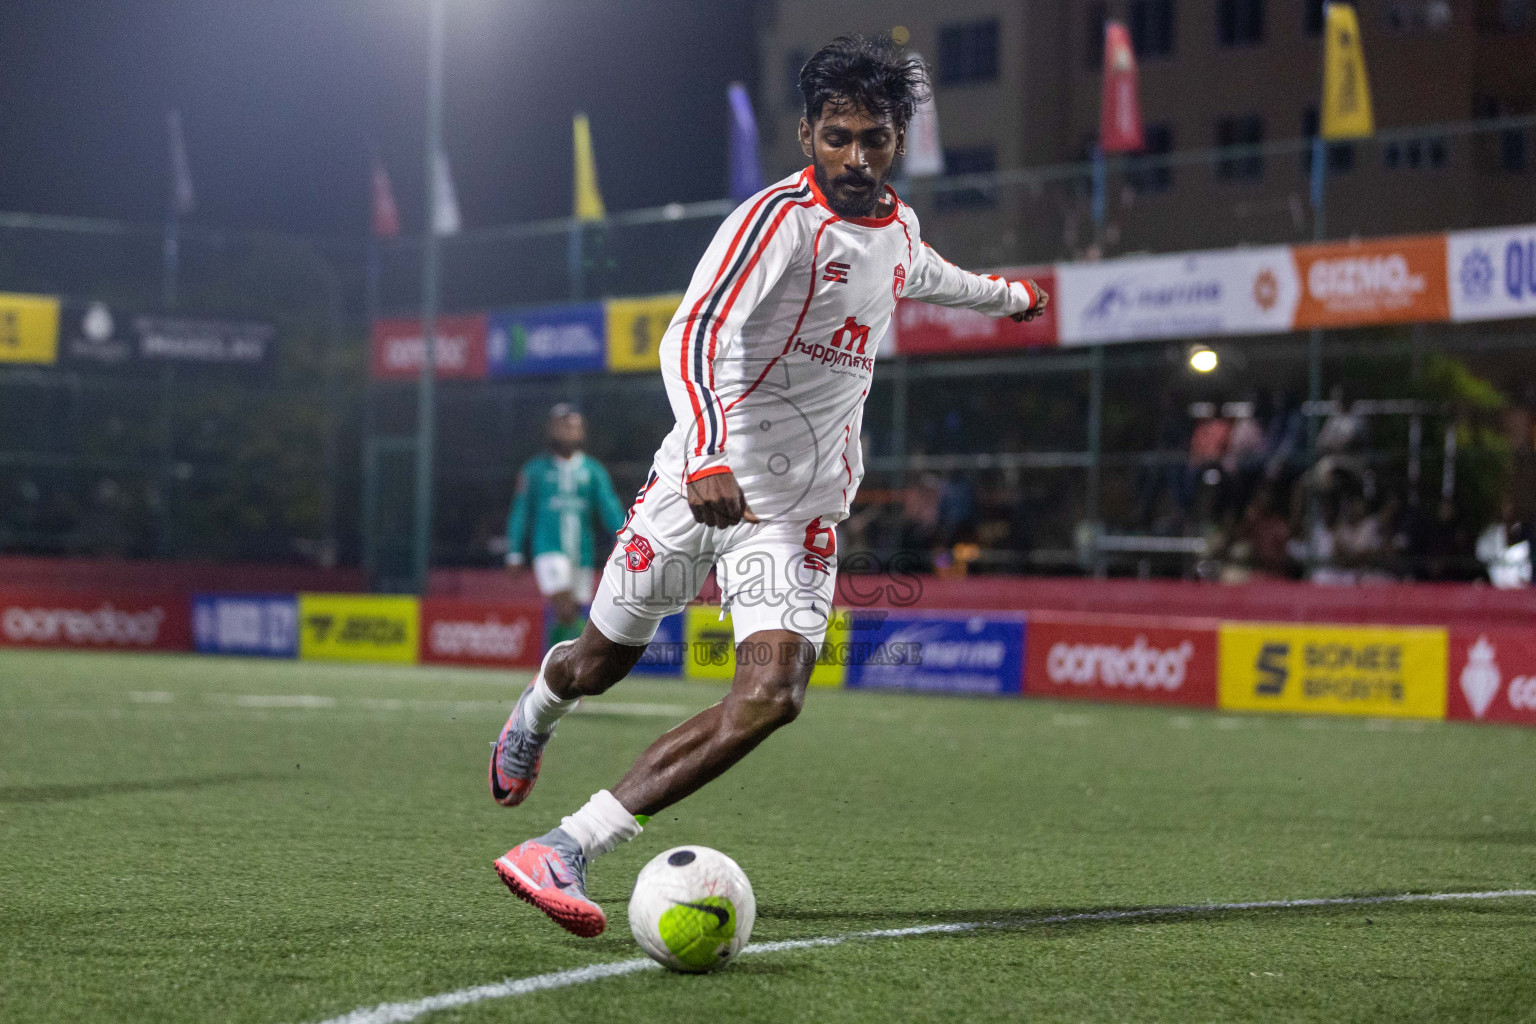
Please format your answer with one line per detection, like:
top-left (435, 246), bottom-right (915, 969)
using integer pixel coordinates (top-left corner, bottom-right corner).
top-left (1476, 494), bottom-right (1533, 589)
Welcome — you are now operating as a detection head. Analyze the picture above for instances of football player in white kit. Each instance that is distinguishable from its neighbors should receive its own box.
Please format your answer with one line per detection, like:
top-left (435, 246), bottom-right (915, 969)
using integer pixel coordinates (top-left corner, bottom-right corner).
top-left (489, 35), bottom-right (1049, 936)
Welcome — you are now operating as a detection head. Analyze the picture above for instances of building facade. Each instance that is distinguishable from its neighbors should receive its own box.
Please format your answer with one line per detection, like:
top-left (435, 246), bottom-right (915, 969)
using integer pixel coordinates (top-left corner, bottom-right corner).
top-left (756, 0), bottom-right (1536, 266)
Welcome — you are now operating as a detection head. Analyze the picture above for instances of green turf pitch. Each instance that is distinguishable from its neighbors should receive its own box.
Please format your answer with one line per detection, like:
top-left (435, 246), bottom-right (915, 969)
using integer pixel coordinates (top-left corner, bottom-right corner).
top-left (2, 650), bottom-right (1534, 1023)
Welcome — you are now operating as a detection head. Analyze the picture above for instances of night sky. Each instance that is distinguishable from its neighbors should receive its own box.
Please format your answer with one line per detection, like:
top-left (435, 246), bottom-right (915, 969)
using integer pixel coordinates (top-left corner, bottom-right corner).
top-left (0, 0), bottom-right (760, 235)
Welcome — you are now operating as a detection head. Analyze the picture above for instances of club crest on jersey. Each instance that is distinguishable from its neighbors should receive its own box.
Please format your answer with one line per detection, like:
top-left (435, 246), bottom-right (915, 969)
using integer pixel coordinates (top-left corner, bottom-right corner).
top-left (822, 260), bottom-right (851, 284)
top-left (623, 534), bottom-right (655, 572)
top-left (893, 262), bottom-right (906, 299)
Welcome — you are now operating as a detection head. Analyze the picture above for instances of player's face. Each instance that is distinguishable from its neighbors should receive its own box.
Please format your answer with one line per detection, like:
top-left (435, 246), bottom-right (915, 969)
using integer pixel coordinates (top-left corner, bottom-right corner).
top-left (548, 413), bottom-right (584, 455)
top-left (799, 102), bottom-right (904, 219)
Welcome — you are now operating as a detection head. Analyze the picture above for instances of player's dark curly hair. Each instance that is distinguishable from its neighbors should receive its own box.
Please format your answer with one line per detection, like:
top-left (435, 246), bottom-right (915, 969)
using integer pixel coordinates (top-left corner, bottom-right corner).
top-left (798, 35), bottom-right (930, 129)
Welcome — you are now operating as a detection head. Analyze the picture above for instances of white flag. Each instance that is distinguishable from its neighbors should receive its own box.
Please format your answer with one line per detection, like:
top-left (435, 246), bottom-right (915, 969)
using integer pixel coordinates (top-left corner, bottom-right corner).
top-left (903, 55), bottom-right (944, 178)
top-left (166, 109), bottom-right (196, 216)
top-left (432, 147), bottom-right (461, 236)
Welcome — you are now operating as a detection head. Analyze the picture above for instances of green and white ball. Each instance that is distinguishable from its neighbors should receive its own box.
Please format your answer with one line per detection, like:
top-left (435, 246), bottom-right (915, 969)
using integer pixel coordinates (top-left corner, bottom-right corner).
top-left (628, 846), bottom-right (755, 973)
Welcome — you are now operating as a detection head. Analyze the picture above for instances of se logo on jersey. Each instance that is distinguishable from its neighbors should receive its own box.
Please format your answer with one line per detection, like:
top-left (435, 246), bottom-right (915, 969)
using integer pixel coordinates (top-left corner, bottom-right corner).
top-left (624, 534), bottom-right (655, 572)
top-left (893, 263), bottom-right (906, 299)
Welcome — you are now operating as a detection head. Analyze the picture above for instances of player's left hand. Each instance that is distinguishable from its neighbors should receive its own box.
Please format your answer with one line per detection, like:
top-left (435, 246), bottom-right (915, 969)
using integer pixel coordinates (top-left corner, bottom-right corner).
top-left (1009, 280), bottom-right (1049, 322)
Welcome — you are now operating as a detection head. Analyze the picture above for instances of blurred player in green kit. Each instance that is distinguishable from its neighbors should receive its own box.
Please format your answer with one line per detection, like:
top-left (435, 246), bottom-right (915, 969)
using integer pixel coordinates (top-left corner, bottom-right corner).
top-left (505, 404), bottom-right (627, 646)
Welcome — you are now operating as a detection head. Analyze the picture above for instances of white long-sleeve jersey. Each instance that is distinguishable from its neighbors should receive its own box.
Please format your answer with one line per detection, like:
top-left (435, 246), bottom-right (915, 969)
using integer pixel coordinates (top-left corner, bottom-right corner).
top-left (653, 167), bottom-right (1039, 524)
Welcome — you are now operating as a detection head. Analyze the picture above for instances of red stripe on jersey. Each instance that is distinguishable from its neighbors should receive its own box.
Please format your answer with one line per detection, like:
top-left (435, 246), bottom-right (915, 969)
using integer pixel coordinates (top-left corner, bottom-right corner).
top-left (726, 214), bottom-right (839, 413)
top-left (702, 195), bottom-right (817, 447)
top-left (680, 179), bottom-right (802, 455)
top-left (684, 465), bottom-right (735, 484)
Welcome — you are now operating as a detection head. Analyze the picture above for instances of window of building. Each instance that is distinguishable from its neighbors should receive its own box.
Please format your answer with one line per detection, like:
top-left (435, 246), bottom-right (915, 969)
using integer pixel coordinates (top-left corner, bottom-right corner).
top-left (1475, 0), bottom-right (1535, 32)
top-left (938, 20), bottom-right (1000, 85)
top-left (1215, 115), bottom-right (1265, 179)
top-left (1387, 0), bottom-right (1453, 31)
top-left (1131, 0), bottom-right (1177, 57)
top-left (1218, 0), bottom-right (1265, 45)
top-left (1127, 123), bottom-right (1175, 192)
top-left (1305, 0), bottom-right (1326, 34)
top-left (1383, 137), bottom-right (1450, 170)
top-left (935, 146), bottom-right (997, 210)
top-left (784, 49), bottom-right (807, 112)
top-left (1301, 107), bottom-right (1356, 173)
top-left (1471, 95), bottom-right (1526, 172)
top-left (1085, 3), bottom-right (1108, 68)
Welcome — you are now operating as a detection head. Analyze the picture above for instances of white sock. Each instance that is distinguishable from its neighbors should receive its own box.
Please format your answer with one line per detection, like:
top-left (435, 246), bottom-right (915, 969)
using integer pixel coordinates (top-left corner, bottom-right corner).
top-left (560, 789), bottom-right (643, 861)
top-left (523, 642), bottom-right (580, 734)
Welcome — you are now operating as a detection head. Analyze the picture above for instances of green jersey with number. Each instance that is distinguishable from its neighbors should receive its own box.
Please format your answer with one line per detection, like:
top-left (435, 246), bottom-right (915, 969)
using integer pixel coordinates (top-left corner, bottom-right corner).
top-left (506, 452), bottom-right (627, 568)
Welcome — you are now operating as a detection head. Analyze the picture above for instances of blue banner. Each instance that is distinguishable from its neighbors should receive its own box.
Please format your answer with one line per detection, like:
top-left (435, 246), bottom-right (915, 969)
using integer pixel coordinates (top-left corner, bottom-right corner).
top-left (488, 302), bottom-right (606, 377)
top-left (845, 613), bottom-right (1024, 695)
top-left (192, 593), bottom-right (298, 658)
top-left (633, 612), bottom-right (686, 675)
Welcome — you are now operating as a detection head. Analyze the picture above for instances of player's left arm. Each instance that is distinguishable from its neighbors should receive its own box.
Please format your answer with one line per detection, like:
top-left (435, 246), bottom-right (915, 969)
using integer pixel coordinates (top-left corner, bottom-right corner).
top-left (590, 461), bottom-right (627, 537)
top-left (905, 239), bottom-right (1049, 323)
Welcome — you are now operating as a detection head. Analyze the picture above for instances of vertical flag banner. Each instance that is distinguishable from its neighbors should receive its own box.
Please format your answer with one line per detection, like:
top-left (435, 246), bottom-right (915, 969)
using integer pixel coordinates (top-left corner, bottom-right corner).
top-left (573, 113), bottom-right (606, 222)
top-left (371, 157), bottom-right (401, 239)
top-left (1322, 3), bottom-right (1374, 140)
top-left (431, 147), bottom-right (461, 236)
top-left (903, 53), bottom-right (945, 177)
top-left (1099, 21), bottom-right (1145, 155)
top-left (166, 109), bottom-right (196, 216)
top-left (727, 82), bottom-right (764, 201)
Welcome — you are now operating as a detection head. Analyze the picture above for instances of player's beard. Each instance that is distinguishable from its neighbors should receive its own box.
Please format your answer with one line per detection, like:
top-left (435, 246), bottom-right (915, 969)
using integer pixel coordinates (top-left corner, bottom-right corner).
top-left (813, 161), bottom-right (889, 220)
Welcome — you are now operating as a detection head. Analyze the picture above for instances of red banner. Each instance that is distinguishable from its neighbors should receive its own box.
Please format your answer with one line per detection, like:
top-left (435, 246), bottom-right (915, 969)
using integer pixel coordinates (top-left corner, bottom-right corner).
top-left (1024, 612), bottom-right (1218, 707)
top-left (1447, 627), bottom-right (1536, 726)
top-left (893, 268), bottom-right (1057, 355)
top-left (1099, 21), bottom-right (1145, 155)
top-left (0, 589), bottom-right (191, 651)
top-left (420, 598), bottom-right (542, 669)
top-left (371, 314), bottom-right (488, 381)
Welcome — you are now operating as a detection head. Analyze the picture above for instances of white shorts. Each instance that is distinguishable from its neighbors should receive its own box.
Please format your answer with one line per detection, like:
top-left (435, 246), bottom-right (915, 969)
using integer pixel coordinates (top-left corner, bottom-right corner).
top-left (588, 483), bottom-right (839, 653)
top-left (532, 552), bottom-right (596, 604)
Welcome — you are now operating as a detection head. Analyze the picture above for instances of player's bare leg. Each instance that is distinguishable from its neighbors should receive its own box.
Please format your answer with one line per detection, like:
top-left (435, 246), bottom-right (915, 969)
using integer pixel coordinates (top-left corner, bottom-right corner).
top-left (494, 628), bottom-right (814, 935)
top-left (611, 629), bottom-right (813, 815)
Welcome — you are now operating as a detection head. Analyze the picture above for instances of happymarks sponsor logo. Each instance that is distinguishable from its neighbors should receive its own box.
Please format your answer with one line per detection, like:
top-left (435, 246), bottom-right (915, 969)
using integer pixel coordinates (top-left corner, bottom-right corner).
top-left (1026, 614), bottom-right (1218, 707)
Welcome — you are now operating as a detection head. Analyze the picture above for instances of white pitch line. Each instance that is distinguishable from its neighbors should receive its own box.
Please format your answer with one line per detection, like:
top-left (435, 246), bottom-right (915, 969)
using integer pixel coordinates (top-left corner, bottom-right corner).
top-left (301, 888), bottom-right (1536, 1024)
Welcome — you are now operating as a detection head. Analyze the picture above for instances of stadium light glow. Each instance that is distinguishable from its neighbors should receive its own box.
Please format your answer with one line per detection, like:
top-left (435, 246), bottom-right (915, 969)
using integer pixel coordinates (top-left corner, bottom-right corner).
top-left (1188, 345), bottom-right (1218, 373)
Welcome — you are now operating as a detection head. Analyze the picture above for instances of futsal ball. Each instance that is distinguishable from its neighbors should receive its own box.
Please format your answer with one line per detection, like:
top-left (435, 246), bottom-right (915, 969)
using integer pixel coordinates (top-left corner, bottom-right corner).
top-left (628, 846), bottom-right (755, 973)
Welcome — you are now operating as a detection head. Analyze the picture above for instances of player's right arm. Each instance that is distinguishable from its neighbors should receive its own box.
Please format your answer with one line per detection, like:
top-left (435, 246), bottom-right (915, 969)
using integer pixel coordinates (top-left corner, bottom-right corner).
top-left (505, 467), bottom-right (532, 567)
top-left (658, 178), bottom-right (811, 527)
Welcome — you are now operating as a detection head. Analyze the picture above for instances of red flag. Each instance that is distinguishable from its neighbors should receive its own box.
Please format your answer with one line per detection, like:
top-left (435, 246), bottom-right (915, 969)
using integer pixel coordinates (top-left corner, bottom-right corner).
top-left (1099, 21), bottom-right (1145, 155)
top-left (371, 157), bottom-right (400, 239)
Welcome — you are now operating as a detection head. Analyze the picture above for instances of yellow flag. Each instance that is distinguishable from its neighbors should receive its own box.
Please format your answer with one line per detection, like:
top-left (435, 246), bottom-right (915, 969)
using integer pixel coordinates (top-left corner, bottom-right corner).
top-left (572, 112), bottom-right (606, 222)
top-left (1322, 3), bottom-right (1374, 140)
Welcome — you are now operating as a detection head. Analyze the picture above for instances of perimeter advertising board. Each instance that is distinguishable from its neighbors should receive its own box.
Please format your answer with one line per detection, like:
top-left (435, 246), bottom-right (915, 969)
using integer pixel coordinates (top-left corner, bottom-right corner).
top-left (1056, 246), bottom-right (1297, 345)
top-left (606, 294), bottom-right (683, 372)
top-left (371, 314), bottom-right (488, 380)
top-left (488, 303), bottom-right (606, 376)
top-left (61, 304), bottom-right (276, 370)
top-left (0, 588), bottom-right (190, 651)
top-left (1023, 612), bottom-right (1218, 707)
top-left (1292, 234), bottom-right (1448, 329)
top-left (892, 268), bottom-right (1057, 354)
top-left (1448, 224), bottom-right (1536, 323)
top-left (0, 292), bottom-right (60, 365)
top-left (192, 594), bottom-right (298, 657)
top-left (682, 605), bottom-right (848, 687)
top-left (419, 598), bottom-right (541, 669)
top-left (297, 593), bottom-right (419, 664)
top-left (844, 612), bottom-right (1024, 695)
top-left (632, 612), bottom-right (685, 675)
top-left (1219, 623), bottom-right (1447, 719)
top-left (1446, 627), bottom-right (1536, 727)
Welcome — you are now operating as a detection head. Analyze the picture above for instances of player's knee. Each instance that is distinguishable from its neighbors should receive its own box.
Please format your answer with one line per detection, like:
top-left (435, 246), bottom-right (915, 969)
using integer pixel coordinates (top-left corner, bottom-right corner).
top-left (729, 680), bottom-right (803, 738)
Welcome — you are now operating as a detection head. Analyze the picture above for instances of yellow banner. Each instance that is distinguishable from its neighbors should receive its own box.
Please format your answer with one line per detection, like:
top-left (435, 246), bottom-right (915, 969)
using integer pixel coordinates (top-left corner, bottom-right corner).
top-left (1322, 4), bottom-right (1374, 140)
top-left (0, 293), bottom-right (60, 365)
top-left (298, 593), bottom-right (420, 664)
top-left (606, 293), bottom-right (683, 372)
top-left (1219, 623), bottom-right (1446, 719)
top-left (683, 604), bottom-right (847, 687)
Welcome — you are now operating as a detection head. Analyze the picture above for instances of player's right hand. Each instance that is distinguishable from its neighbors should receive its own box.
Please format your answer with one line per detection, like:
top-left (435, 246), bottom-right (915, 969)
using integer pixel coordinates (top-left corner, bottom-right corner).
top-left (1008, 280), bottom-right (1049, 323)
top-left (686, 470), bottom-right (759, 528)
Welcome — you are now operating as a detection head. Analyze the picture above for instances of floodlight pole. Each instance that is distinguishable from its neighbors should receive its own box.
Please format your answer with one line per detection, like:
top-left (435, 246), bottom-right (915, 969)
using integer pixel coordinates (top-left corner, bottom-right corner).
top-left (412, 0), bottom-right (446, 594)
